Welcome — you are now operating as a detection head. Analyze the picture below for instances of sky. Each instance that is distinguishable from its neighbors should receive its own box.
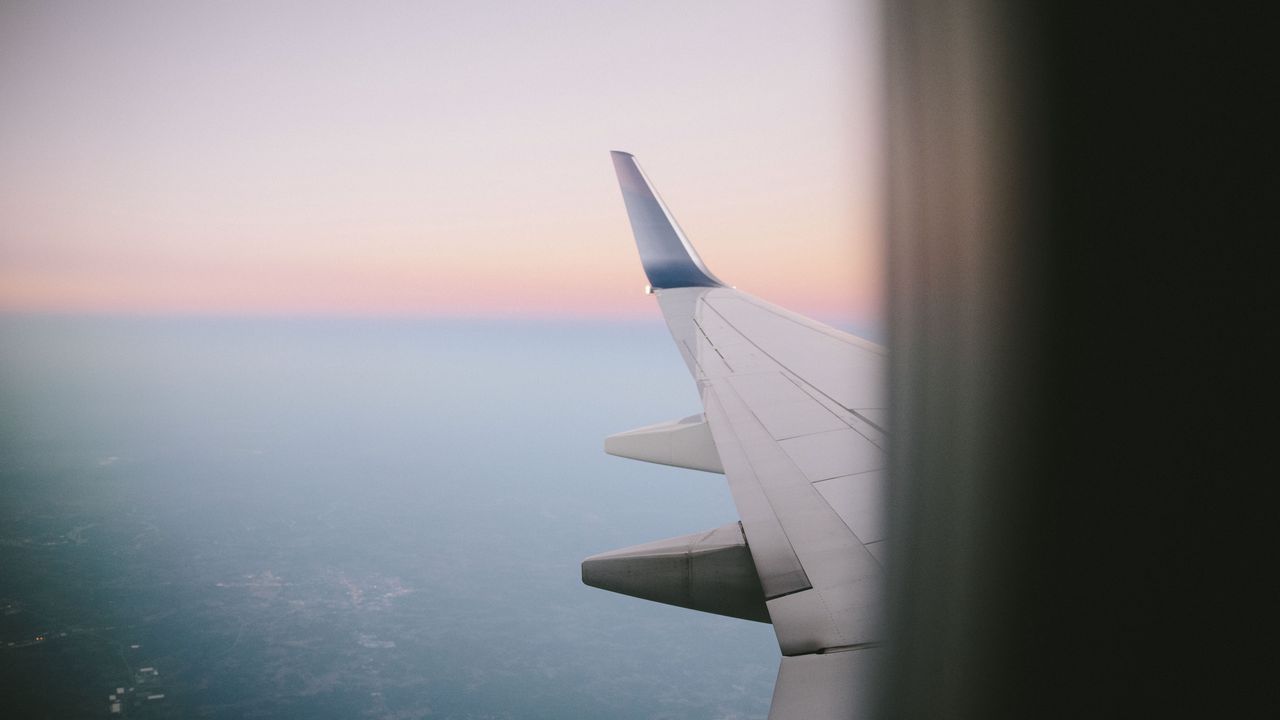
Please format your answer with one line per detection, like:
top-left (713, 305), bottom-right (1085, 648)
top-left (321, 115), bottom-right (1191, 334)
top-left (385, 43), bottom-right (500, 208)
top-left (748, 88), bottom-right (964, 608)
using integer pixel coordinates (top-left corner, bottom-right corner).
top-left (0, 0), bottom-right (882, 329)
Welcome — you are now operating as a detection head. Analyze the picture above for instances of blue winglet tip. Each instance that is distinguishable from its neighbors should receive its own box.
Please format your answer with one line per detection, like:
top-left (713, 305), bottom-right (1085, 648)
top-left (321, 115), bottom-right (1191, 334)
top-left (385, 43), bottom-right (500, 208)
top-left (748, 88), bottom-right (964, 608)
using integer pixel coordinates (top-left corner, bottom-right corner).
top-left (610, 151), bottom-right (724, 289)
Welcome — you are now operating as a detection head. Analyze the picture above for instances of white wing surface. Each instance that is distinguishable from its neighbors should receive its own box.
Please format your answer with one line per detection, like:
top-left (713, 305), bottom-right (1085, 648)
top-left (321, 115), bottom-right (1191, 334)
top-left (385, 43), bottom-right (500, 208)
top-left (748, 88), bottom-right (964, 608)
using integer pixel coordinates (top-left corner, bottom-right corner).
top-left (583, 152), bottom-right (886, 719)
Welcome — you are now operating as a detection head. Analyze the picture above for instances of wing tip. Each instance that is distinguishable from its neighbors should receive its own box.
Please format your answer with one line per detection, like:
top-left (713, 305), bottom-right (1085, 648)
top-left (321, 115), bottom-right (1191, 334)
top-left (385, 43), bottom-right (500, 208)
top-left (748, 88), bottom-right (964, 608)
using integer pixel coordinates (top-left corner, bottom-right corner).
top-left (610, 151), bottom-right (725, 289)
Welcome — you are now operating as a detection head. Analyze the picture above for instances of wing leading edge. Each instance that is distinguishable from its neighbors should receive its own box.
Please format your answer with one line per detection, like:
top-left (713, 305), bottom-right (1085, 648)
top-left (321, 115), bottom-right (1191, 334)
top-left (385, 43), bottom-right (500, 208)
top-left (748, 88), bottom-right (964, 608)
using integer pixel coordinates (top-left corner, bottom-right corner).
top-left (584, 152), bottom-right (887, 719)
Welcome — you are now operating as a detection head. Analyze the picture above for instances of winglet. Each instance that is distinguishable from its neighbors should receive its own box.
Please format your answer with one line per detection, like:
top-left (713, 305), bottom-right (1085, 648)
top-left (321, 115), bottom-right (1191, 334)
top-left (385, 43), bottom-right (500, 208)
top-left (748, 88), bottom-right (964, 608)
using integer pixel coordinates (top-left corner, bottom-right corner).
top-left (611, 151), bottom-right (724, 289)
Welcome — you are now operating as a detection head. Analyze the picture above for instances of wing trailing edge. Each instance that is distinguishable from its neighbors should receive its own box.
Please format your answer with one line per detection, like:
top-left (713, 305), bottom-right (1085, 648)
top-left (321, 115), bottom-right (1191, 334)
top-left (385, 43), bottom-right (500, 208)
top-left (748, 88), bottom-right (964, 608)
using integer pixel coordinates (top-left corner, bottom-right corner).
top-left (769, 648), bottom-right (880, 719)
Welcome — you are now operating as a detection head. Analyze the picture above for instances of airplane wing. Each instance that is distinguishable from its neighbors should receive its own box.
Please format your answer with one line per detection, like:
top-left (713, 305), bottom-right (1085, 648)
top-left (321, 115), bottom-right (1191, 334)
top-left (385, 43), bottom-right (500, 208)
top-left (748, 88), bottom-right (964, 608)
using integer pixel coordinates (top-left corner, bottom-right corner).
top-left (583, 152), bottom-right (886, 719)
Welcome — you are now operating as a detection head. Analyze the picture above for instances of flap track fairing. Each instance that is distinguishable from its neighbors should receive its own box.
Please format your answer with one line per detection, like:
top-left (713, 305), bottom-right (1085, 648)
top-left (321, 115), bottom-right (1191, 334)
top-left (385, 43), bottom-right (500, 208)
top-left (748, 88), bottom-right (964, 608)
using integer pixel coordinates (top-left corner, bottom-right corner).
top-left (581, 522), bottom-right (770, 623)
top-left (604, 414), bottom-right (724, 474)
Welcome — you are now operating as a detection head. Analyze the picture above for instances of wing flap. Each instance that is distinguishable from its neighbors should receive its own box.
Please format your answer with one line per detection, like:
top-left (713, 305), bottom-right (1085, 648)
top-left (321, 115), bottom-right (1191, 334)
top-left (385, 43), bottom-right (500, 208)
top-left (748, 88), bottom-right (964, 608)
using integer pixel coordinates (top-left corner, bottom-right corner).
top-left (705, 371), bottom-right (885, 654)
top-left (701, 388), bottom-right (814, 601)
top-left (768, 648), bottom-right (880, 720)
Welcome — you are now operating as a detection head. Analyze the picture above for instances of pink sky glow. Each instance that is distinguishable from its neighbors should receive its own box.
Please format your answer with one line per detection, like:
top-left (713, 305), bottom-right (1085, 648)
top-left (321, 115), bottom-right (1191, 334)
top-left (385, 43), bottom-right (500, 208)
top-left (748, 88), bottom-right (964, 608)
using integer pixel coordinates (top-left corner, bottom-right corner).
top-left (1, 1), bottom-right (882, 329)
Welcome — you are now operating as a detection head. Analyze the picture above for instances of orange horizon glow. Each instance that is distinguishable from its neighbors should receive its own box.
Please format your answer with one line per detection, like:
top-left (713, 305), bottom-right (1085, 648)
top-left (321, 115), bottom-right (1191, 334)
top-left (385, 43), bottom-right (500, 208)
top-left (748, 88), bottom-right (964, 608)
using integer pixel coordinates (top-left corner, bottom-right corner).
top-left (0, 242), bottom-right (881, 327)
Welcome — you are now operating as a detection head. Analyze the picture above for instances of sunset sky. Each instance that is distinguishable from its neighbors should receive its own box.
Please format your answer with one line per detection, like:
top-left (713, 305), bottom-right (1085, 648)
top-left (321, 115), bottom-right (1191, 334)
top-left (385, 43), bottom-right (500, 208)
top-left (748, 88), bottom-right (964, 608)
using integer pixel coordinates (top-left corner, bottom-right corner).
top-left (0, 0), bottom-right (882, 329)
